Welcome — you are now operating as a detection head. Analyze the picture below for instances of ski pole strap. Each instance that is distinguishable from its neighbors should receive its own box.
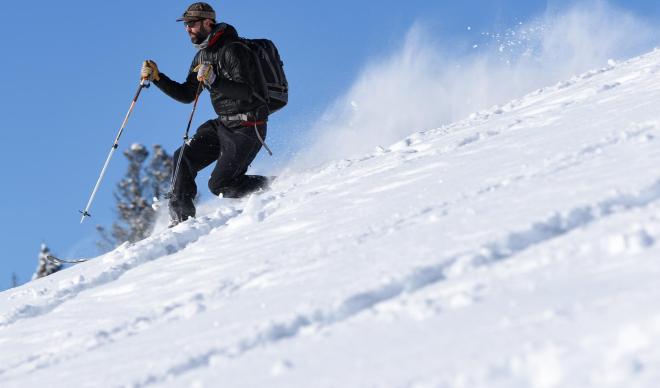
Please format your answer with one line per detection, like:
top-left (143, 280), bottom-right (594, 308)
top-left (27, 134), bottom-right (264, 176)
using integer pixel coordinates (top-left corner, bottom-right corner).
top-left (46, 255), bottom-right (89, 265)
top-left (250, 122), bottom-right (273, 156)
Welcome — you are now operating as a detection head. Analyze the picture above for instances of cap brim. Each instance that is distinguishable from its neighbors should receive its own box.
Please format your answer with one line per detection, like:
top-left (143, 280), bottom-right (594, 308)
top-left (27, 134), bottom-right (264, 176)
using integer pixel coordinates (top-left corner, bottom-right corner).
top-left (176, 9), bottom-right (215, 22)
top-left (177, 17), bottom-right (206, 22)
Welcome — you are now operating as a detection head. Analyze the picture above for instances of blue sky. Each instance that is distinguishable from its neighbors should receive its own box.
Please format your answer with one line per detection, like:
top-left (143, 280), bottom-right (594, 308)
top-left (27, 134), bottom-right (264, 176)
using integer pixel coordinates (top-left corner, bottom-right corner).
top-left (1, 0), bottom-right (658, 289)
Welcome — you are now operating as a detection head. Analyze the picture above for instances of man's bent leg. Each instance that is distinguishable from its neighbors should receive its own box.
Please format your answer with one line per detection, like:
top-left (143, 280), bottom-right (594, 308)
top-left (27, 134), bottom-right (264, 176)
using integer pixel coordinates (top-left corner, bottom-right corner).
top-left (208, 123), bottom-right (269, 198)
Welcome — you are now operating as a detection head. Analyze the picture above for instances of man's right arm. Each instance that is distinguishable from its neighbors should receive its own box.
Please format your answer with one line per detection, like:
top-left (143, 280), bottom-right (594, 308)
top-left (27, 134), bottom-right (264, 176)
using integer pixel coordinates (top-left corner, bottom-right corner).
top-left (142, 59), bottom-right (201, 104)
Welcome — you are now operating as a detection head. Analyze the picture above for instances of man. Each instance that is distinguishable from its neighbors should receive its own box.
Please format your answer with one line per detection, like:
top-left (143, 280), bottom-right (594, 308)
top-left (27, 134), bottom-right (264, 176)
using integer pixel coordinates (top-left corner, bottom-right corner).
top-left (141, 2), bottom-right (270, 225)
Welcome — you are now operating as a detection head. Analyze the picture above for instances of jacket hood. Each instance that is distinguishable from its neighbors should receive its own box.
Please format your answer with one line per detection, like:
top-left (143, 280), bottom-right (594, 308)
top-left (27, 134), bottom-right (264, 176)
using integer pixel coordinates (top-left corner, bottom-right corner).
top-left (195, 22), bottom-right (238, 50)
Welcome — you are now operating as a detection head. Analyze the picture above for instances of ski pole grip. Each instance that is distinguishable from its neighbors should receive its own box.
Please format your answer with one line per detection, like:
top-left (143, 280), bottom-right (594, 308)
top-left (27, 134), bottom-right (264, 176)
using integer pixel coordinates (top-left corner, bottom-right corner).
top-left (141, 78), bottom-right (151, 88)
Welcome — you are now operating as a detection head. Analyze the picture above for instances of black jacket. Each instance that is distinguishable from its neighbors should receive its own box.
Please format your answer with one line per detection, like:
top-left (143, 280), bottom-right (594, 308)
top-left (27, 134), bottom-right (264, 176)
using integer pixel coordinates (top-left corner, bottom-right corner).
top-left (155, 23), bottom-right (263, 117)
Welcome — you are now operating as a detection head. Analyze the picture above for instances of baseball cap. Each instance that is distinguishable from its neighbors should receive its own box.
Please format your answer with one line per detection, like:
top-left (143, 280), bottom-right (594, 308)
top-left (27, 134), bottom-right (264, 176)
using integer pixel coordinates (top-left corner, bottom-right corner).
top-left (176, 2), bottom-right (216, 22)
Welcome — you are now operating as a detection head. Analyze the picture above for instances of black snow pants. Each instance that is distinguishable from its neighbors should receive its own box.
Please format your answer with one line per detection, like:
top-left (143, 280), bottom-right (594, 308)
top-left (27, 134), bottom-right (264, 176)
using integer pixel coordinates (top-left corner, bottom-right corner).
top-left (169, 118), bottom-right (268, 219)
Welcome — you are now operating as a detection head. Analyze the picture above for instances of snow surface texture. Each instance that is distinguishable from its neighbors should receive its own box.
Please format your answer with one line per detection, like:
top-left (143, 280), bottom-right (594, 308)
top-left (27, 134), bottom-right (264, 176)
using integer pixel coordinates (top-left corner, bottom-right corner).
top-left (3, 49), bottom-right (660, 387)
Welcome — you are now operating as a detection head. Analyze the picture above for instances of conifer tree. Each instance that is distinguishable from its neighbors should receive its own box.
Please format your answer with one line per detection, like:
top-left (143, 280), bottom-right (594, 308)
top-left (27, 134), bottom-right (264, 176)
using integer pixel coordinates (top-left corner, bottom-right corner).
top-left (147, 145), bottom-right (174, 201)
top-left (33, 243), bottom-right (62, 280)
top-left (97, 144), bottom-right (173, 250)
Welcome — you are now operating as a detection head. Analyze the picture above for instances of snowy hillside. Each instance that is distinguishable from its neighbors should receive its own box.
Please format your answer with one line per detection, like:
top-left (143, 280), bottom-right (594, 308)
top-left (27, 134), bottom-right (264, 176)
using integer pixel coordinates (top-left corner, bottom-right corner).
top-left (3, 48), bottom-right (660, 388)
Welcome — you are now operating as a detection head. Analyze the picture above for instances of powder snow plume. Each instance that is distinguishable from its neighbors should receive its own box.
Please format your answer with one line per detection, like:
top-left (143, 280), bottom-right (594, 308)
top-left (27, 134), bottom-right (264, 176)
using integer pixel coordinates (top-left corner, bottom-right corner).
top-left (291, 0), bottom-right (658, 169)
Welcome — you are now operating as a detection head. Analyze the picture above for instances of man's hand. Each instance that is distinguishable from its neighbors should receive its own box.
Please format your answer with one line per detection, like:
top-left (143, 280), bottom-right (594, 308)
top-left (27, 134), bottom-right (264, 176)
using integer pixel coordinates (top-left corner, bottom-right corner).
top-left (194, 63), bottom-right (216, 86)
top-left (141, 60), bottom-right (160, 82)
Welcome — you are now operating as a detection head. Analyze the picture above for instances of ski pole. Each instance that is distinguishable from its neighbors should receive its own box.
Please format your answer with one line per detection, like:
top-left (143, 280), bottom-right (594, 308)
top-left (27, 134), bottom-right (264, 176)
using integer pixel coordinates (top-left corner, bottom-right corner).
top-left (170, 81), bottom-right (204, 198)
top-left (80, 79), bottom-right (150, 223)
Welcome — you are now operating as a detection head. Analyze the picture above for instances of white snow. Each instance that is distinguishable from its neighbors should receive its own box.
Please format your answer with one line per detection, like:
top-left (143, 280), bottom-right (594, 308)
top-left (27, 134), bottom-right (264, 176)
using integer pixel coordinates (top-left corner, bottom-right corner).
top-left (3, 48), bottom-right (660, 387)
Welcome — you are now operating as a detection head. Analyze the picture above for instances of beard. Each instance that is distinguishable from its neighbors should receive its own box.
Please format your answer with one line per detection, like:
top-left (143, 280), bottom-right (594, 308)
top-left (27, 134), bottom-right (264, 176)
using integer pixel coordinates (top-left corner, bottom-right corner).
top-left (189, 24), bottom-right (211, 45)
top-left (190, 32), bottom-right (208, 45)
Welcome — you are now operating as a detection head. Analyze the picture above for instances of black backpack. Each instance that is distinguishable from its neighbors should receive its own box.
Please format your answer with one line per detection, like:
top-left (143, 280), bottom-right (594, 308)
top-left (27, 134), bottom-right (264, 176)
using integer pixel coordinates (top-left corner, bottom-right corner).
top-left (222, 38), bottom-right (288, 114)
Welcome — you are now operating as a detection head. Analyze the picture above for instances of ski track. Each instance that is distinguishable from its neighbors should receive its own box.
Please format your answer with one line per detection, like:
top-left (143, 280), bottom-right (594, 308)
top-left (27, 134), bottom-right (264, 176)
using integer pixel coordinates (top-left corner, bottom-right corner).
top-left (121, 104), bottom-right (660, 386)
top-left (361, 119), bottom-right (658, 236)
top-left (0, 271), bottom-right (269, 379)
top-left (124, 82), bottom-right (660, 383)
top-left (316, 113), bottom-right (656, 208)
top-left (4, 49), bottom-right (660, 387)
top-left (127, 177), bottom-right (660, 387)
top-left (0, 205), bottom-right (253, 328)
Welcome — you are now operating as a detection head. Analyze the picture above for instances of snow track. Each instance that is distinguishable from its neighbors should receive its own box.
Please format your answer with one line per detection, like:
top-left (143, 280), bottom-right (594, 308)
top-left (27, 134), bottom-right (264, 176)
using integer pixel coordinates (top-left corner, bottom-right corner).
top-left (124, 177), bottom-right (660, 387)
top-left (0, 204), bottom-right (246, 328)
top-left (2, 49), bottom-right (660, 388)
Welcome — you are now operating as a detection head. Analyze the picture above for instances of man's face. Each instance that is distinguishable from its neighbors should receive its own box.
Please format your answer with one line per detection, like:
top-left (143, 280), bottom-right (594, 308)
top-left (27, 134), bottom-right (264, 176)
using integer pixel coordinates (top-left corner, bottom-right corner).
top-left (185, 19), bottom-right (212, 44)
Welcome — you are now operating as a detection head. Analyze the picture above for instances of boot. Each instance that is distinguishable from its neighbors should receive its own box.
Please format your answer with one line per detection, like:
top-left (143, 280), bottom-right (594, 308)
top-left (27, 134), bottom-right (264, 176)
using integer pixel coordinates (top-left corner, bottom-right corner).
top-left (219, 175), bottom-right (273, 198)
top-left (168, 195), bottom-right (196, 227)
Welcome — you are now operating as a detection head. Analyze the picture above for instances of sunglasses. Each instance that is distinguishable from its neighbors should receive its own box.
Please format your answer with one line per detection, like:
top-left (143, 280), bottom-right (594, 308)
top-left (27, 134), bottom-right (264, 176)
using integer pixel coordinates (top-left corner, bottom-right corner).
top-left (184, 19), bottom-right (204, 28)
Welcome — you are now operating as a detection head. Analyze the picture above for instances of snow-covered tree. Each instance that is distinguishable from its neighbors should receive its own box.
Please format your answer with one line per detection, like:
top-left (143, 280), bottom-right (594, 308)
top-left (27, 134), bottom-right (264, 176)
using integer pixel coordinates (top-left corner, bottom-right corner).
top-left (97, 144), bottom-right (172, 250)
top-left (147, 144), bottom-right (174, 201)
top-left (10, 273), bottom-right (19, 288)
top-left (33, 243), bottom-right (62, 280)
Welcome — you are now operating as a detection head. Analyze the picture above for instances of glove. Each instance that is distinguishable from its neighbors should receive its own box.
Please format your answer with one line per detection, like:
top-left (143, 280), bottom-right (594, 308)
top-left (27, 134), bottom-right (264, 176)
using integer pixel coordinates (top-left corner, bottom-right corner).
top-left (141, 60), bottom-right (160, 82)
top-left (194, 63), bottom-right (216, 86)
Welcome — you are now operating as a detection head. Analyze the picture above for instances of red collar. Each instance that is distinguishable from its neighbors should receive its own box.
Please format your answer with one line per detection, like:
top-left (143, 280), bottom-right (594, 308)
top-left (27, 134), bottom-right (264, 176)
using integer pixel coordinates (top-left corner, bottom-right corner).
top-left (207, 29), bottom-right (225, 48)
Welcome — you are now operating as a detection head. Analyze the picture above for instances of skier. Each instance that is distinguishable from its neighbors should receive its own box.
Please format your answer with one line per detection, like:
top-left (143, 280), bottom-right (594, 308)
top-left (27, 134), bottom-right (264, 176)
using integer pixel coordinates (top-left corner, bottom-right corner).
top-left (141, 2), bottom-right (271, 225)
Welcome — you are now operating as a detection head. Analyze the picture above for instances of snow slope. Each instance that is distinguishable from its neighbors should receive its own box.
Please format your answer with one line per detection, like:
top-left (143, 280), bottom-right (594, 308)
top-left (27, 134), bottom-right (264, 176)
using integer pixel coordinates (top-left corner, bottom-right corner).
top-left (2, 49), bottom-right (660, 388)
